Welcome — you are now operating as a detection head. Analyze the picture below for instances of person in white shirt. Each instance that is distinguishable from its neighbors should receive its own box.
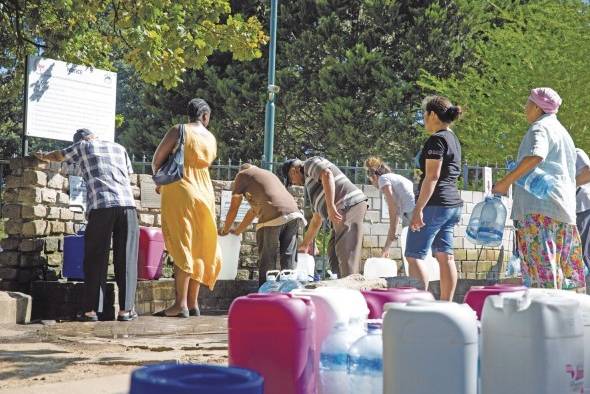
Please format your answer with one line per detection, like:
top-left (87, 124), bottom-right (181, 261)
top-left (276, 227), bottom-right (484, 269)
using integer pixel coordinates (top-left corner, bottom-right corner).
top-left (364, 157), bottom-right (415, 258)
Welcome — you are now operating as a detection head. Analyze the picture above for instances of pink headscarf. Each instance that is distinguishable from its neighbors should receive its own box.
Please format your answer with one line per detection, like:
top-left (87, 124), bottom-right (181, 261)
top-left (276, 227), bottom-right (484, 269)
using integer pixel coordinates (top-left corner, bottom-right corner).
top-left (528, 87), bottom-right (562, 114)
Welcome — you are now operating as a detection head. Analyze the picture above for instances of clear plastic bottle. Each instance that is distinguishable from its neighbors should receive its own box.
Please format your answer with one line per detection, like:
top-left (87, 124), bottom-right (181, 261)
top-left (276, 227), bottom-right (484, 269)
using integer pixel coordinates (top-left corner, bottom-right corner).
top-left (319, 322), bottom-right (356, 394)
top-left (466, 195), bottom-right (507, 247)
top-left (278, 270), bottom-right (303, 293)
top-left (258, 273), bottom-right (281, 293)
top-left (507, 160), bottom-right (556, 199)
top-left (347, 321), bottom-right (383, 394)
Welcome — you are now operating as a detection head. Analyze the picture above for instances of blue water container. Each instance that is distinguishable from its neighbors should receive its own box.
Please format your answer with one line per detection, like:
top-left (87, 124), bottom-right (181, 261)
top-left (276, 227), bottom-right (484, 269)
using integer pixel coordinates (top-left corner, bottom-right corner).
top-left (63, 231), bottom-right (85, 280)
top-left (507, 160), bottom-right (556, 199)
top-left (129, 363), bottom-right (264, 394)
top-left (466, 196), bottom-right (507, 247)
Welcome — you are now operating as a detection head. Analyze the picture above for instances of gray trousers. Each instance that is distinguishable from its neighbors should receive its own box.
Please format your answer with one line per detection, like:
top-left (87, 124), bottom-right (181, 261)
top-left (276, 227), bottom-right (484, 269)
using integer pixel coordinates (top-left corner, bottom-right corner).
top-left (577, 209), bottom-right (590, 270)
top-left (84, 207), bottom-right (139, 313)
top-left (328, 202), bottom-right (368, 278)
top-left (256, 219), bottom-right (300, 286)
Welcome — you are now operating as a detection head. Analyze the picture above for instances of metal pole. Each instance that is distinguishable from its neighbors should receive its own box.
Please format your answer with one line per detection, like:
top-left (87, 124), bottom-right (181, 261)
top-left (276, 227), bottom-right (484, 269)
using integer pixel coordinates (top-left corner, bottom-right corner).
top-left (262, 0), bottom-right (279, 171)
top-left (22, 55), bottom-right (30, 157)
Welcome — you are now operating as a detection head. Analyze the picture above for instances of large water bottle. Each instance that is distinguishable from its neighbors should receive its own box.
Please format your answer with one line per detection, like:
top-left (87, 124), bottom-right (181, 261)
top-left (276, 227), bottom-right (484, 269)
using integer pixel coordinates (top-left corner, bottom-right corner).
top-left (347, 321), bottom-right (383, 394)
top-left (507, 160), bottom-right (556, 199)
top-left (320, 322), bottom-right (356, 394)
top-left (278, 270), bottom-right (303, 293)
top-left (258, 270), bottom-right (282, 293)
top-left (466, 195), bottom-right (507, 247)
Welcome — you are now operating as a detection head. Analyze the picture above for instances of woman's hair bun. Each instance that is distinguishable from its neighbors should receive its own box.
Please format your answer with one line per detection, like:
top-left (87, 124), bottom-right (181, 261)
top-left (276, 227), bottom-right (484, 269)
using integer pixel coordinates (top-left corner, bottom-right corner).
top-left (445, 105), bottom-right (463, 121)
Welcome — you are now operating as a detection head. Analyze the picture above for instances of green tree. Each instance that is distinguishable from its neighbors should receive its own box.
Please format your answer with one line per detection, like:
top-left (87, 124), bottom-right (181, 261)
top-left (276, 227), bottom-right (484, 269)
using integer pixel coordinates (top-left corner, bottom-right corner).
top-left (118, 0), bottom-right (479, 164)
top-left (420, 0), bottom-right (590, 163)
top-left (0, 0), bottom-right (266, 157)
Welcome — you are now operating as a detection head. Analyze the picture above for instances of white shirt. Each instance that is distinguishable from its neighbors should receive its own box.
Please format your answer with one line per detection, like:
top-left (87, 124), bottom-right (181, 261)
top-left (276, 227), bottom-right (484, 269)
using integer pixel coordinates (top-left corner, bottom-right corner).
top-left (576, 148), bottom-right (590, 213)
top-left (377, 173), bottom-right (415, 214)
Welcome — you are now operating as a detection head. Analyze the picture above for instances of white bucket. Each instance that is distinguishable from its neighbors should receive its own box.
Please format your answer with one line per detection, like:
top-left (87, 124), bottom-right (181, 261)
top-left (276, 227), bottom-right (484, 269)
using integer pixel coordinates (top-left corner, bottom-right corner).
top-left (217, 234), bottom-right (241, 280)
top-left (364, 257), bottom-right (397, 279)
top-left (296, 253), bottom-right (316, 277)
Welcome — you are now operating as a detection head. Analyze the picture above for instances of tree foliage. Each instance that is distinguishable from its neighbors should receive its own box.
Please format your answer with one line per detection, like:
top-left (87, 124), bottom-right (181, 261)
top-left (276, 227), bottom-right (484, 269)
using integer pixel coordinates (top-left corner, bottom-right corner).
top-left (0, 0), bottom-right (266, 157)
top-left (420, 0), bottom-right (590, 163)
top-left (118, 0), bottom-right (479, 163)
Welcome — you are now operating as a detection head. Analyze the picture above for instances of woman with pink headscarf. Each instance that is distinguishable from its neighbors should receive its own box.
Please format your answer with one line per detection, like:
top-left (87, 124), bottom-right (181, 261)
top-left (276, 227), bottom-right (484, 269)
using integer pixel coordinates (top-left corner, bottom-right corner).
top-left (493, 88), bottom-right (585, 290)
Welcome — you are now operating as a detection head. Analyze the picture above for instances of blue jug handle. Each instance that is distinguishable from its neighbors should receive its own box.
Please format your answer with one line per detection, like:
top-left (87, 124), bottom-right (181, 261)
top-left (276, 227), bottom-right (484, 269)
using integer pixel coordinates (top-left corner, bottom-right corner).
top-left (77, 224), bottom-right (86, 235)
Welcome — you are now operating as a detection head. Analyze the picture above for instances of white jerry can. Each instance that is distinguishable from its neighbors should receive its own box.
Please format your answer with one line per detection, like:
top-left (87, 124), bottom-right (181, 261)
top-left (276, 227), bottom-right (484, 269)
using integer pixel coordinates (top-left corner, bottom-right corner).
top-left (482, 292), bottom-right (584, 394)
top-left (383, 300), bottom-right (478, 394)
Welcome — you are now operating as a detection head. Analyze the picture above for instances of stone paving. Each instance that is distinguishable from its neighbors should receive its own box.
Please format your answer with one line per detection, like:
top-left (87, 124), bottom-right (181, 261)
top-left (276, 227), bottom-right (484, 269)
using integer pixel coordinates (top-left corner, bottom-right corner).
top-left (0, 315), bottom-right (228, 393)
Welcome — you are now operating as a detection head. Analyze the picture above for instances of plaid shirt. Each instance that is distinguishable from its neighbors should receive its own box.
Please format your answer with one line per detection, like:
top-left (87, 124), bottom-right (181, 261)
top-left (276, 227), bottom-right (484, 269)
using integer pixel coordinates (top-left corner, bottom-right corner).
top-left (61, 140), bottom-right (135, 211)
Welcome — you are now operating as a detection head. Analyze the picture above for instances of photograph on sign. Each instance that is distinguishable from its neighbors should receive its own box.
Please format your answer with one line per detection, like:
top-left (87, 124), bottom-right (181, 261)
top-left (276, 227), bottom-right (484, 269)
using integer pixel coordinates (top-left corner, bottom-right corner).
top-left (220, 190), bottom-right (256, 223)
top-left (25, 56), bottom-right (117, 142)
top-left (69, 176), bottom-right (87, 212)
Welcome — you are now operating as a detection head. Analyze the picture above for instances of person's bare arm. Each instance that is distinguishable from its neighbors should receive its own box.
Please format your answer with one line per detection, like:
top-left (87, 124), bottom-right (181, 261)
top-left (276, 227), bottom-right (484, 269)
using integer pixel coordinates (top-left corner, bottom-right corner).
top-left (577, 167), bottom-right (590, 187)
top-left (232, 208), bottom-right (257, 235)
top-left (492, 156), bottom-right (543, 195)
top-left (410, 159), bottom-right (442, 231)
top-left (152, 125), bottom-right (180, 173)
top-left (299, 212), bottom-right (322, 253)
top-left (220, 194), bottom-right (244, 235)
top-left (34, 151), bottom-right (65, 162)
top-left (382, 185), bottom-right (400, 255)
top-left (320, 169), bottom-right (342, 224)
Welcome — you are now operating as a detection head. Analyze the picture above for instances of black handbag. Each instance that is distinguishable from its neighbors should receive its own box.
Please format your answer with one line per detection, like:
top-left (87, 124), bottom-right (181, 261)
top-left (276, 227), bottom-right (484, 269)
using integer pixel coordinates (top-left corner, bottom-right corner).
top-left (152, 124), bottom-right (185, 186)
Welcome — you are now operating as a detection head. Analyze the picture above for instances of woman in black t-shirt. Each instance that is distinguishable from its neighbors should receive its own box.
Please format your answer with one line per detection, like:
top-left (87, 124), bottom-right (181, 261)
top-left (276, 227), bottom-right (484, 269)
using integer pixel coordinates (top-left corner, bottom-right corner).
top-left (405, 95), bottom-right (464, 301)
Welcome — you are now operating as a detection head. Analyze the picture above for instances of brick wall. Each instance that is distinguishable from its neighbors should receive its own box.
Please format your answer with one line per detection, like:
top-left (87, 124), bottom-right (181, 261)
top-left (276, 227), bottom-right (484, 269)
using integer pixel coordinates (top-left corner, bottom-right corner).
top-left (0, 157), bottom-right (513, 292)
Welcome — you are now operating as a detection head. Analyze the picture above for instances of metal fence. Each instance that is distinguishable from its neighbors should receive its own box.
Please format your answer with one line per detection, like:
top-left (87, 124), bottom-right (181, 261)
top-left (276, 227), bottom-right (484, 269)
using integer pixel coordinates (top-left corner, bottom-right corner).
top-left (129, 155), bottom-right (508, 191)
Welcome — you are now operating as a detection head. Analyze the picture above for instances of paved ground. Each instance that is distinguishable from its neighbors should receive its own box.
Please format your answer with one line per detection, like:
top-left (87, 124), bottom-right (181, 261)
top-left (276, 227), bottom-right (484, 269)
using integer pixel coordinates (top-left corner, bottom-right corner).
top-left (0, 316), bottom-right (228, 393)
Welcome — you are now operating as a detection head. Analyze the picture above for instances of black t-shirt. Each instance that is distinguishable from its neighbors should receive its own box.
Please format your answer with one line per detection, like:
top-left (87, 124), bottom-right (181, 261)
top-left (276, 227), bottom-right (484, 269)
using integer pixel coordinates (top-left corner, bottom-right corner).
top-left (418, 129), bottom-right (463, 207)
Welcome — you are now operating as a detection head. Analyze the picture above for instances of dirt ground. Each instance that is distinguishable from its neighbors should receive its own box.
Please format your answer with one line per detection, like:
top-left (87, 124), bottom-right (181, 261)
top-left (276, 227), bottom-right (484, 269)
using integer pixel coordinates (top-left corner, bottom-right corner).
top-left (0, 315), bottom-right (228, 393)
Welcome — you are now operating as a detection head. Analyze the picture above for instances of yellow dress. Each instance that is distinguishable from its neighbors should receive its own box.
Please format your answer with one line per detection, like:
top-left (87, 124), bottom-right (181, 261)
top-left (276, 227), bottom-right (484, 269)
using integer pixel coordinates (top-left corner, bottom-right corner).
top-left (160, 124), bottom-right (221, 289)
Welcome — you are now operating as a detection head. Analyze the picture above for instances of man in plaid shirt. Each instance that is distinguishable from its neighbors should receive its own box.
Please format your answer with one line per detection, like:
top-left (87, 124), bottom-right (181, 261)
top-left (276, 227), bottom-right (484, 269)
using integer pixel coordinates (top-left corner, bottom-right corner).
top-left (35, 128), bottom-right (139, 322)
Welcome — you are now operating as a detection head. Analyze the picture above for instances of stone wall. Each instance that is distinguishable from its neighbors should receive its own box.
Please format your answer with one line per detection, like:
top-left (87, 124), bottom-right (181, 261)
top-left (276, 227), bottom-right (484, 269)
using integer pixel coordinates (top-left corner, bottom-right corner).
top-left (0, 158), bottom-right (513, 293)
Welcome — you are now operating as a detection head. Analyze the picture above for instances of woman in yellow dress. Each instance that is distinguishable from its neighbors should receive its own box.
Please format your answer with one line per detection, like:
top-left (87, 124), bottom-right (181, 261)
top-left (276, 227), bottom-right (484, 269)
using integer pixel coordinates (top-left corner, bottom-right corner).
top-left (152, 98), bottom-right (222, 317)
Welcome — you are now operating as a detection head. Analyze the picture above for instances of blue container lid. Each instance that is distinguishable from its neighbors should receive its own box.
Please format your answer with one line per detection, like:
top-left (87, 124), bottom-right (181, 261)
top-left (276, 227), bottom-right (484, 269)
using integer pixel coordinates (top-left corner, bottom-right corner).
top-left (130, 363), bottom-right (264, 394)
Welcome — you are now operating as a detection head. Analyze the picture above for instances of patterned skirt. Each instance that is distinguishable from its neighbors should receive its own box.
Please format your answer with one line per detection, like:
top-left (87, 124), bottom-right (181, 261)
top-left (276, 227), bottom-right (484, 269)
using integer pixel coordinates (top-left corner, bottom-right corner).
top-left (516, 213), bottom-right (586, 289)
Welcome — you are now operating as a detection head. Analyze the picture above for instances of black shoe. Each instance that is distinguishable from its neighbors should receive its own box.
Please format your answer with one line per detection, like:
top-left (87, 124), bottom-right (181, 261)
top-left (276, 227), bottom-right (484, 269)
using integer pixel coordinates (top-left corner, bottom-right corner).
top-left (76, 312), bottom-right (98, 322)
top-left (189, 307), bottom-right (200, 317)
top-left (117, 310), bottom-right (138, 322)
top-left (152, 308), bottom-right (189, 318)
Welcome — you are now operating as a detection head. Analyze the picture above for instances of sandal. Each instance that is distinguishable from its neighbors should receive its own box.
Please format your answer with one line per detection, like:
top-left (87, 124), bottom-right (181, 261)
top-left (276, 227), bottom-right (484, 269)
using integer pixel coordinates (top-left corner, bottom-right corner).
top-left (152, 308), bottom-right (189, 318)
top-left (189, 307), bottom-right (201, 317)
top-left (76, 312), bottom-right (98, 322)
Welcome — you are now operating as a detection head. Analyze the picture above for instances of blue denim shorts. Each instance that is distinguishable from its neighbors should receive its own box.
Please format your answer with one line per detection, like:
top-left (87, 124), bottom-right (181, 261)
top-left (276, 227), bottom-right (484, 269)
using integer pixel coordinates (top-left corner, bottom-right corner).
top-left (404, 205), bottom-right (462, 259)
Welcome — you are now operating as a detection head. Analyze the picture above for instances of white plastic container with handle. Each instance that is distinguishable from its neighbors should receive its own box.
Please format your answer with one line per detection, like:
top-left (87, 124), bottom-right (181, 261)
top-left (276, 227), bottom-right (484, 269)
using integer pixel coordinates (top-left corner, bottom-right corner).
top-left (363, 257), bottom-right (397, 279)
top-left (296, 253), bottom-right (316, 277)
top-left (217, 234), bottom-right (241, 280)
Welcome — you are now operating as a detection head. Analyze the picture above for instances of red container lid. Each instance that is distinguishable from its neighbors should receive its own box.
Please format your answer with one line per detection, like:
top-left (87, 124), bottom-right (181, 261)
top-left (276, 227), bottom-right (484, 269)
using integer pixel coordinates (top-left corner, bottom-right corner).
top-left (228, 293), bottom-right (314, 330)
top-left (139, 226), bottom-right (164, 242)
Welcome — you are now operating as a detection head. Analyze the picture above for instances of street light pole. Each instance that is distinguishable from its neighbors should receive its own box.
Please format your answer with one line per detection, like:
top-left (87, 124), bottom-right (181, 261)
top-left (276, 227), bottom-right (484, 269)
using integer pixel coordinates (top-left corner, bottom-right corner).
top-left (262, 0), bottom-right (279, 171)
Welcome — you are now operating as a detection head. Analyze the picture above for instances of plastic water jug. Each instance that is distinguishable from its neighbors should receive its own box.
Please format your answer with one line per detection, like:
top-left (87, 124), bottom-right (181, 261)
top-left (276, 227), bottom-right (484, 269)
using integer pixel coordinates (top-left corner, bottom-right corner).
top-left (297, 253), bottom-right (316, 277)
top-left (258, 270), bottom-right (282, 293)
top-left (347, 320), bottom-right (383, 394)
top-left (482, 292), bottom-right (584, 394)
top-left (278, 270), bottom-right (304, 293)
top-left (63, 230), bottom-right (85, 280)
top-left (466, 195), bottom-right (507, 247)
top-left (228, 293), bottom-right (317, 394)
top-left (383, 300), bottom-right (478, 394)
top-left (138, 226), bottom-right (165, 280)
top-left (218, 234), bottom-right (241, 280)
top-left (363, 258), bottom-right (398, 279)
top-left (507, 160), bottom-right (556, 199)
top-left (526, 289), bottom-right (590, 393)
top-left (319, 322), bottom-right (356, 394)
top-left (361, 287), bottom-right (434, 319)
top-left (129, 363), bottom-right (264, 394)
top-left (463, 283), bottom-right (527, 320)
